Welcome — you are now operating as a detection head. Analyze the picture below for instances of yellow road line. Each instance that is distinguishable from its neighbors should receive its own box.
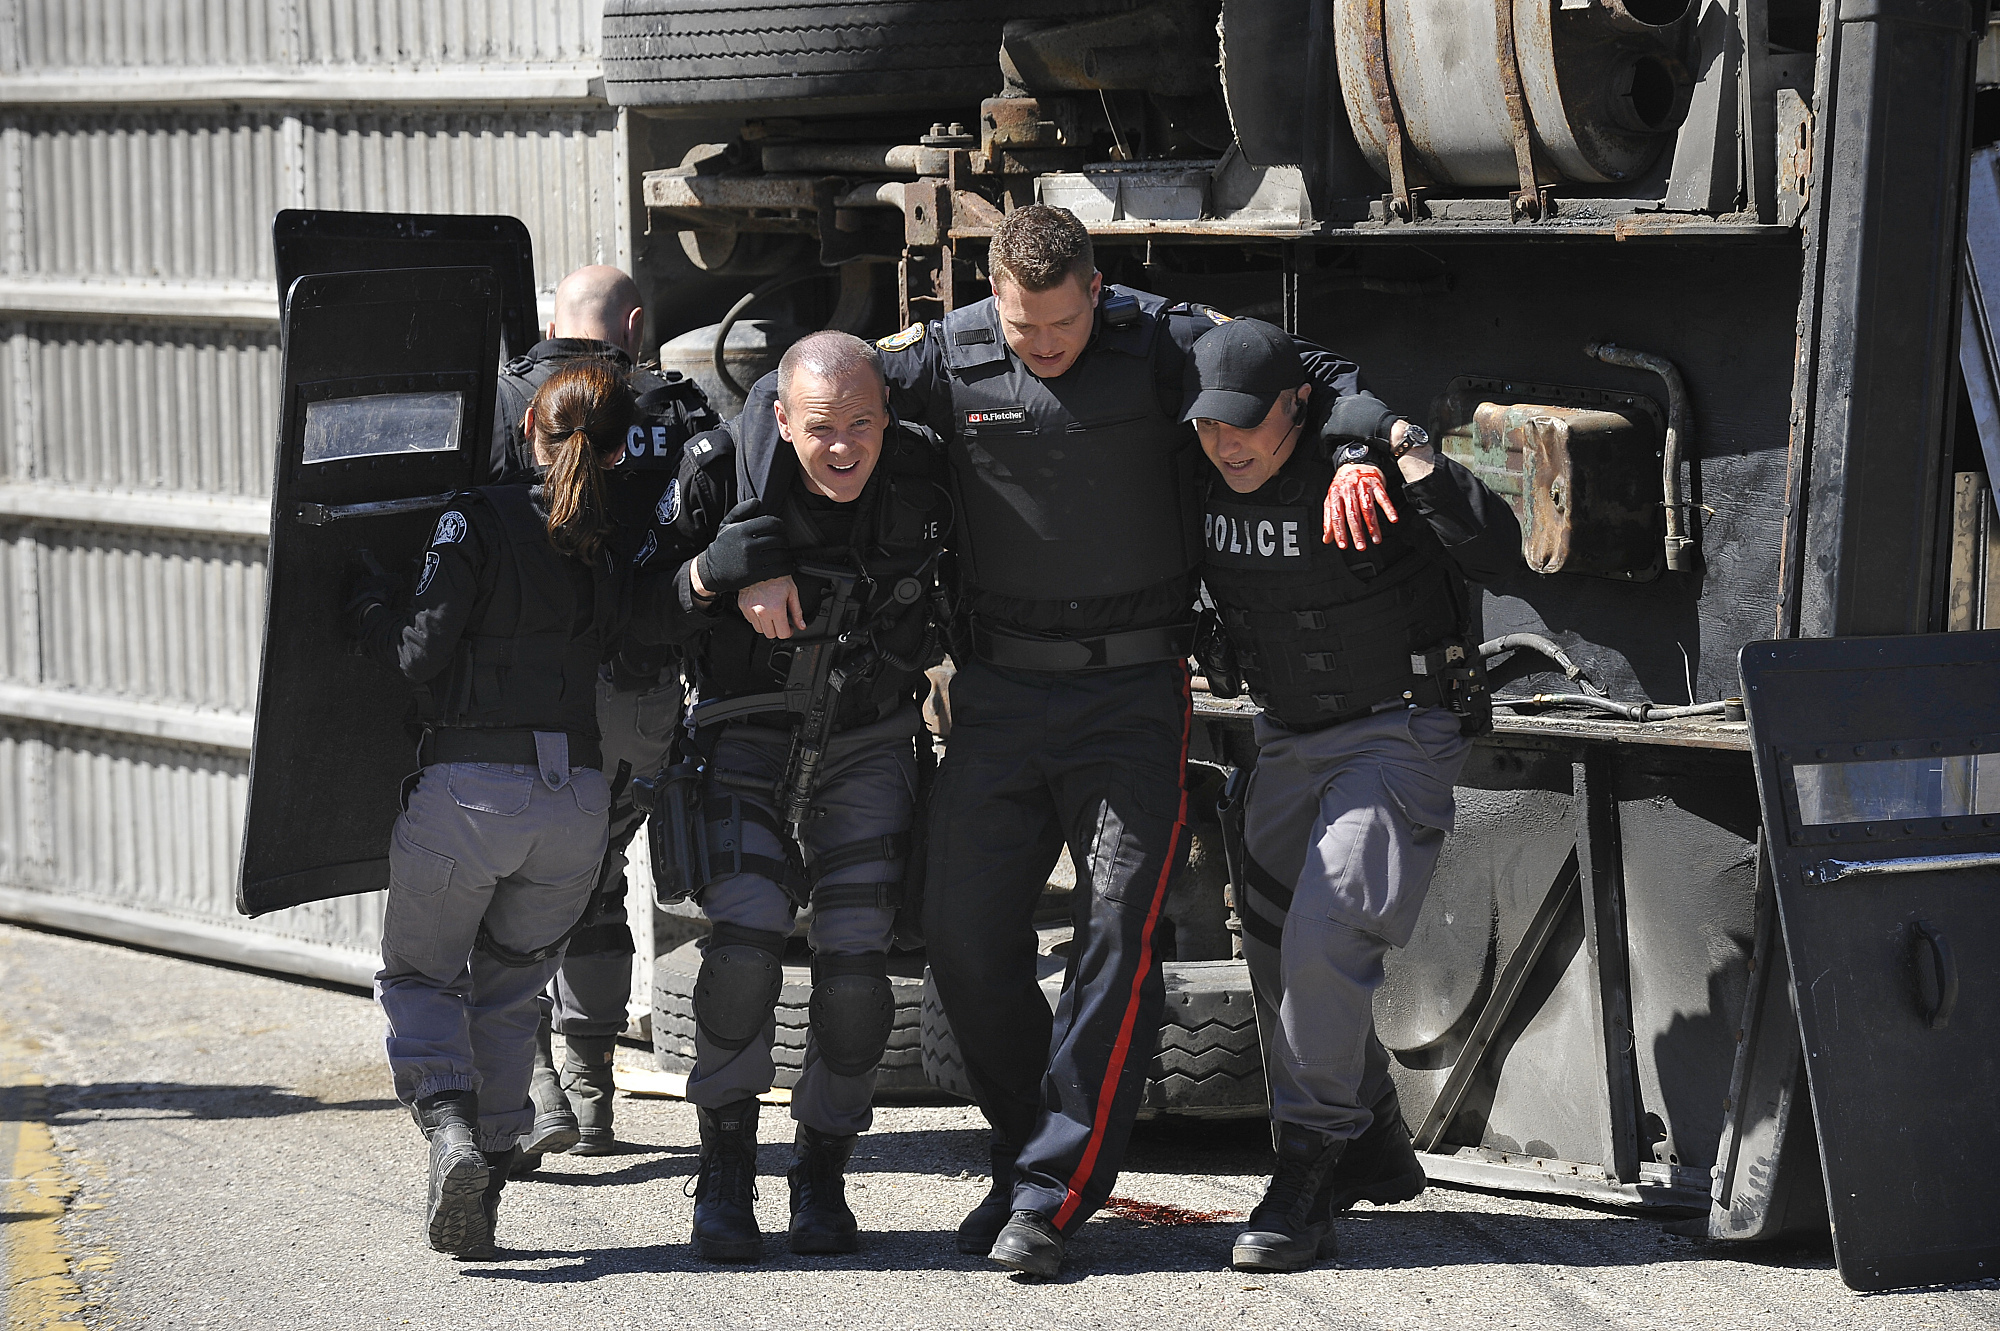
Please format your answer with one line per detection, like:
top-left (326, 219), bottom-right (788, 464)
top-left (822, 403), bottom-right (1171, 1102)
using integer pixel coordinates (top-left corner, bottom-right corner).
top-left (3, 1040), bottom-right (86, 1329)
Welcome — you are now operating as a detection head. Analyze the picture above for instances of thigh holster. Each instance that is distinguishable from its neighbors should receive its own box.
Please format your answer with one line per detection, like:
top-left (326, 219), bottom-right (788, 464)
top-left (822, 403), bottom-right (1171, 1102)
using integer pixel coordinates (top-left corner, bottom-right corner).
top-left (694, 921), bottom-right (788, 1052)
top-left (809, 951), bottom-right (895, 1078)
top-left (806, 832), bottom-right (908, 913)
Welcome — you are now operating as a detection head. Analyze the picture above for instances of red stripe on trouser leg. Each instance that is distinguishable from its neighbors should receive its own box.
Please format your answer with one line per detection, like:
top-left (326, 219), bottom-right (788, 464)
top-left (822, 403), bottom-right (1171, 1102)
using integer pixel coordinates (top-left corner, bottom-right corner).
top-left (1050, 667), bottom-right (1192, 1231)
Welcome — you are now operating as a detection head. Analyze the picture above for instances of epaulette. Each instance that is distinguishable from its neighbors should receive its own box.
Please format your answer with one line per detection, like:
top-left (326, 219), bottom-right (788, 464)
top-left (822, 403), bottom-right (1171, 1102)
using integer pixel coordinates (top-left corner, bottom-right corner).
top-left (684, 426), bottom-right (735, 470)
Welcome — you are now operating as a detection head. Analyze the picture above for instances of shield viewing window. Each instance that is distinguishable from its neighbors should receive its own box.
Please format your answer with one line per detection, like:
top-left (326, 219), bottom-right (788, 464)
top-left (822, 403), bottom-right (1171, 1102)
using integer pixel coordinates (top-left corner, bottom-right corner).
top-left (302, 391), bottom-right (465, 465)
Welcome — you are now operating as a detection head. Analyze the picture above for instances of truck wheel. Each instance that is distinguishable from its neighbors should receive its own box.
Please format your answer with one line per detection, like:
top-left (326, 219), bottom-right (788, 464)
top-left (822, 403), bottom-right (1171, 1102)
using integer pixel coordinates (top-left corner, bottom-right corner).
top-left (651, 939), bottom-right (930, 1096)
top-left (920, 955), bottom-right (1268, 1118)
top-left (603, 0), bottom-right (1141, 114)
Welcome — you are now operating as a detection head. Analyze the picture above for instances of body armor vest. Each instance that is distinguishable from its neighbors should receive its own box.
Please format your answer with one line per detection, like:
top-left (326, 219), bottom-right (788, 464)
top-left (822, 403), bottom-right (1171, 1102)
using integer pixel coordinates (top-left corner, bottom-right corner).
top-left (432, 486), bottom-right (615, 741)
top-left (496, 339), bottom-right (710, 481)
top-left (696, 431), bottom-right (949, 733)
top-left (1202, 450), bottom-right (1464, 730)
top-left (941, 288), bottom-right (1199, 602)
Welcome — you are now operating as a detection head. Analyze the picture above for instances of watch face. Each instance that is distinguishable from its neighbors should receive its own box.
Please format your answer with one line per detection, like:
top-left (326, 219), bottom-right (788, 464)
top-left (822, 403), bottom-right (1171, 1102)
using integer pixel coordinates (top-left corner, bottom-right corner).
top-left (1404, 423), bottom-right (1430, 447)
top-left (1339, 442), bottom-right (1371, 464)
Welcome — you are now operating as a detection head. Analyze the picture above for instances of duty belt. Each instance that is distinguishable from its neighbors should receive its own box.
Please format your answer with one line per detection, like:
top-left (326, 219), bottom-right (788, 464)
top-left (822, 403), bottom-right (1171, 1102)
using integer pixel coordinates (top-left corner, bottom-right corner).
top-left (971, 621), bottom-right (1194, 673)
top-left (421, 726), bottom-right (604, 772)
top-left (1263, 675), bottom-right (1446, 735)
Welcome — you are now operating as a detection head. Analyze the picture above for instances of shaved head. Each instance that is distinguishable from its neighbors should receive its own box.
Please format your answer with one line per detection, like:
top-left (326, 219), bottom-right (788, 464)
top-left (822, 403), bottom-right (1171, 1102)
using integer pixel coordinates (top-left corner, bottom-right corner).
top-left (551, 265), bottom-right (644, 357)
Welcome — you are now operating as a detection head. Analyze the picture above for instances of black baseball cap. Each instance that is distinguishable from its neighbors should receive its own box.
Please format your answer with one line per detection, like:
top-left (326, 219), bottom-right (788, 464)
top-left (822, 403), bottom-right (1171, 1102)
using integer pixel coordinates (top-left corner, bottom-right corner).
top-left (1180, 318), bottom-right (1305, 428)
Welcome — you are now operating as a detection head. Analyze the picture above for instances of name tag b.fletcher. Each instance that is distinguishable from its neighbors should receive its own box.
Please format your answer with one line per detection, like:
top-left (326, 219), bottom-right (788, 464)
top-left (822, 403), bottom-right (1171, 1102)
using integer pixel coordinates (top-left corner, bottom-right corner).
top-left (1204, 502), bottom-right (1309, 568)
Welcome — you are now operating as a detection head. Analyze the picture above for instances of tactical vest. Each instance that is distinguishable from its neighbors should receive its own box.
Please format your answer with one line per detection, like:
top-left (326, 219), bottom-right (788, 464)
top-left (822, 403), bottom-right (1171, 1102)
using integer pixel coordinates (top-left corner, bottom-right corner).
top-left (1202, 450), bottom-right (1464, 731)
top-left (694, 432), bottom-right (949, 733)
top-left (495, 339), bottom-right (712, 482)
top-left (941, 288), bottom-right (1199, 602)
top-left (431, 486), bottom-right (616, 742)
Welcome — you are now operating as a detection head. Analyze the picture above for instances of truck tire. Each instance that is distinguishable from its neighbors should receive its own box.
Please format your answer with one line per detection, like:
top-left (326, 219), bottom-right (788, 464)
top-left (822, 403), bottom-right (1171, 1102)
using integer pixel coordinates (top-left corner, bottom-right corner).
top-left (920, 956), bottom-right (1268, 1119)
top-left (651, 939), bottom-right (930, 1096)
top-left (603, 0), bottom-right (1141, 114)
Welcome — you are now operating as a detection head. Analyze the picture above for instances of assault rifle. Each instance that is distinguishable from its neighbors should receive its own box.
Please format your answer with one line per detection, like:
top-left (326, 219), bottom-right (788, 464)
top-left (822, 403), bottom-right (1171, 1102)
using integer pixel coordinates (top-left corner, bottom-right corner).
top-left (649, 563), bottom-right (869, 903)
top-left (774, 563), bottom-right (866, 841)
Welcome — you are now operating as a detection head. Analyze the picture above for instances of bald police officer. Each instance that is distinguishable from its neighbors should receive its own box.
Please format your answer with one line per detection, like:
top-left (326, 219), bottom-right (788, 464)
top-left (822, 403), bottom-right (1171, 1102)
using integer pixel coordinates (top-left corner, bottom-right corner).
top-left (1183, 319), bottom-right (1519, 1272)
top-left (630, 332), bottom-right (949, 1261)
top-left (874, 205), bottom-right (1361, 1276)
top-left (494, 266), bottom-right (718, 1169)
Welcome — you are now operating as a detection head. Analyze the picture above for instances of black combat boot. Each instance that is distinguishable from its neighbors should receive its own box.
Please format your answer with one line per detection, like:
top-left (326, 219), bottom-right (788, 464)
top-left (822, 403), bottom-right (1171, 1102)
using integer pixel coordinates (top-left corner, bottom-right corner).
top-left (955, 1146), bottom-right (1019, 1255)
top-left (690, 1098), bottom-right (763, 1263)
top-left (468, 1148), bottom-right (518, 1259)
top-left (1317, 1091), bottom-right (1426, 1214)
top-left (414, 1090), bottom-right (492, 1258)
top-left (787, 1124), bottom-right (859, 1254)
top-left (989, 1209), bottom-right (1065, 1278)
top-left (562, 1033), bottom-right (619, 1155)
top-left (514, 1014), bottom-right (580, 1177)
top-left (1231, 1123), bottom-right (1344, 1272)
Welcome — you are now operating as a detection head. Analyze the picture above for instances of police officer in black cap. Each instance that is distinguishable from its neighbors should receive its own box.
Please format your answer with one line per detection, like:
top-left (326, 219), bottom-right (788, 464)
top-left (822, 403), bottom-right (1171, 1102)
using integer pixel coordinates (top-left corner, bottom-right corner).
top-left (493, 266), bottom-right (718, 1171)
top-left (872, 204), bottom-right (1360, 1276)
top-left (629, 331), bottom-right (949, 1263)
top-left (1183, 318), bottom-right (1519, 1273)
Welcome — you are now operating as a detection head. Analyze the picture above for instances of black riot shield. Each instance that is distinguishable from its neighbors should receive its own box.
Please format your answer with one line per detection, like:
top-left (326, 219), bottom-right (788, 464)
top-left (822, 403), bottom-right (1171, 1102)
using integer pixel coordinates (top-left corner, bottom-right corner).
top-left (238, 266), bottom-right (501, 917)
top-left (273, 209), bottom-right (538, 362)
top-left (1740, 632), bottom-right (2000, 1291)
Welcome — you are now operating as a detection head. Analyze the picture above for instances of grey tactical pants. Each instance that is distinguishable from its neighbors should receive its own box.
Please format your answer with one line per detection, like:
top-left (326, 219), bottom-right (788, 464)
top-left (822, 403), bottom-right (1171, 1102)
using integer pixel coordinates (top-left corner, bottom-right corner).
top-left (684, 706), bottom-right (919, 1136)
top-left (1238, 706), bottom-right (1470, 1142)
top-left (544, 674), bottom-right (682, 1038)
top-left (377, 749), bottom-right (610, 1152)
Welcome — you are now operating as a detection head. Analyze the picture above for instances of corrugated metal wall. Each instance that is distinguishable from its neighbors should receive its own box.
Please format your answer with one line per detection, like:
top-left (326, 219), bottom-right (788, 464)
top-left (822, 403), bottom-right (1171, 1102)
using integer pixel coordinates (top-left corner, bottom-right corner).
top-left (0, 0), bottom-right (643, 990)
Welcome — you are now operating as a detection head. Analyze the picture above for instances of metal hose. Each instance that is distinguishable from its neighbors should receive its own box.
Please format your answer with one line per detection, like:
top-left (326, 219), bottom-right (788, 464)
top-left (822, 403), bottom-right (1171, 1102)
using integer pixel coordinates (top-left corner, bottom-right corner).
top-left (1585, 340), bottom-right (1694, 572)
top-left (1494, 694), bottom-right (1729, 722)
top-left (1478, 632), bottom-right (1603, 696)
top-left (712, 269), bottom-right (825, 400)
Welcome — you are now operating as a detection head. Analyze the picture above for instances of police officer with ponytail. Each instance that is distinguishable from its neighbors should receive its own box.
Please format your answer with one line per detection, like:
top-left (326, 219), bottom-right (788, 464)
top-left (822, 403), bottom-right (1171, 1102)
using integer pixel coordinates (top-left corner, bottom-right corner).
top-left (1181, 318), bottom-right (1518, 1273)
top-left (629, 330), bottom-right (948, 1263)
top-left (491, 266), bottom-right (717, 1171)
top-left (346, 362), bottom-right (638, 1260)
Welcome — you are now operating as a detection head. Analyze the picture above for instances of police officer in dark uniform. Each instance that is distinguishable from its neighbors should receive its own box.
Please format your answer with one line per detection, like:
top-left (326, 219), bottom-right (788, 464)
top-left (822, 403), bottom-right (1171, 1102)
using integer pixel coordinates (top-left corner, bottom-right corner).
top-left (631, 331), bottom-right (948, 1262)
top-left (491, 266), bottom-right (718, 1168)
top-left (1181, 318), bottom-right (1519, 1272)
top-left (872, 204), bottom-right (1360, 1276)
top-left (346, 362), bottom-right (638, 1259)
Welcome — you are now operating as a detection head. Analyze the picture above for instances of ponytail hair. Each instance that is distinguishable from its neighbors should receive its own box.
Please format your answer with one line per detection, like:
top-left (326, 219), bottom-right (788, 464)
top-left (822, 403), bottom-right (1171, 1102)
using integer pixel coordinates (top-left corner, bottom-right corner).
top-left (527, 361), bottom-right (634, 561)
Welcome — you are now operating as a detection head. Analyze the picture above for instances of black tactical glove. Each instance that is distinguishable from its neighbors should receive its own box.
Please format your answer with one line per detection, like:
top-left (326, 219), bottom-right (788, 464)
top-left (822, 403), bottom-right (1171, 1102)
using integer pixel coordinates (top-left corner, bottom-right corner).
top-left (694, 499), bottom-right (793, 594)
top-left (1319, 390), bottom-right (1400, 448)
top-left (341, 549), bottom-right (399, 645)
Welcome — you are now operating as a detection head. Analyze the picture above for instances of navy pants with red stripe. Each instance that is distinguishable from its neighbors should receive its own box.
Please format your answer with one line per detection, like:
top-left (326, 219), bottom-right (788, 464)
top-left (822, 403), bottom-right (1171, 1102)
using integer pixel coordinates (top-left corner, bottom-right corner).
top-left (924, 657), bottom-right (1190, 1234)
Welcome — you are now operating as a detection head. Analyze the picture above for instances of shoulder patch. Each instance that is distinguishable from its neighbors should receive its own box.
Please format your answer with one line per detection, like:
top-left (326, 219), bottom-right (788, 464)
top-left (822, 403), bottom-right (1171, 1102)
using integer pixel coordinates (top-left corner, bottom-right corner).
top-left (431, 510), bottom-right (467, 546)
top-left (415, 550), bottom-right (442, 597)
top-left (877, 322), bottom-right (925, 352)
top-left (656, 477), bottom-right (682, 526)
top-left (1201, 305), bottom-right (1232, 325)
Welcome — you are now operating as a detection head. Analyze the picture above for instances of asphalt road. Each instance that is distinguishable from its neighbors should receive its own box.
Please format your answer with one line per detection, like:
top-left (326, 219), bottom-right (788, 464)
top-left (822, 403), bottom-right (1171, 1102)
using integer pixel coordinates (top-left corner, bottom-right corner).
top-left (2, 921), bottom-right (1997, 1331)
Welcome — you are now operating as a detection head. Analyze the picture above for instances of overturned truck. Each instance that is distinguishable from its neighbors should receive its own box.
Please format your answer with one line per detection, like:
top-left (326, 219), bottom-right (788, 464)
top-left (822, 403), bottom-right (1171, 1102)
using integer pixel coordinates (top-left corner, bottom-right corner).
top-left (606, 0), bottom-right (1998, 1291)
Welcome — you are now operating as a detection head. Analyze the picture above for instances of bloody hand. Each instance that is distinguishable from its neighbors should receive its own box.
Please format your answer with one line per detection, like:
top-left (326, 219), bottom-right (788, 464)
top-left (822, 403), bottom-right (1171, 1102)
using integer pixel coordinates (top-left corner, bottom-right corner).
top-left (1323, 464), bottom-right (1399, 549)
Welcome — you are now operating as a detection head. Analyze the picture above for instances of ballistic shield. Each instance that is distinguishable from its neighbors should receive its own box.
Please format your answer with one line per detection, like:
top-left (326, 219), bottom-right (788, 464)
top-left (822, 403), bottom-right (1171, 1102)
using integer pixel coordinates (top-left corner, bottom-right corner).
top-left (237, 265), bottom-right (501, 915)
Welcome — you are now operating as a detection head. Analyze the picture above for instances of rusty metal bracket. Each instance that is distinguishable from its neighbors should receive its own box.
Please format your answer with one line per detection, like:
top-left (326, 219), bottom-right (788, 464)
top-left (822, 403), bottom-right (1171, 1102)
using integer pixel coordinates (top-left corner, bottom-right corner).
top-left (1361, 0), bottom-right (1427, 221)
top-left (1494, 0), bottom-right (1555, 221)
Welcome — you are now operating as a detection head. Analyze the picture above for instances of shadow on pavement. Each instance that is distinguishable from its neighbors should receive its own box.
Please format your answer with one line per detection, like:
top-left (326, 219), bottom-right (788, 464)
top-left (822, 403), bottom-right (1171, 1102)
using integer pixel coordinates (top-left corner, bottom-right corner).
top-left (8, 1081), bottom-right (400, 1122)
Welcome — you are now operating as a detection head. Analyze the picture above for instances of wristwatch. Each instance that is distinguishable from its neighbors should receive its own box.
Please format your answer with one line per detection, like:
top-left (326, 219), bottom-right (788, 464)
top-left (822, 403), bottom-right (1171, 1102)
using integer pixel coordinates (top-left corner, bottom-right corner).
top-left (1389, 422), bottom-right (1430, 458)
top-left (1333, 440), bottom-right (1373, 468)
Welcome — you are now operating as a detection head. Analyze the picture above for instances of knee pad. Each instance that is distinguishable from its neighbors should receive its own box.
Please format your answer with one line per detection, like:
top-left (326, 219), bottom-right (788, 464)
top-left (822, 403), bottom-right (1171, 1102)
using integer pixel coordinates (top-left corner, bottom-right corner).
top-left (809, 951), bottom-right (895, 1078)
top-left (694, 922), bottom-right (787, 1052)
